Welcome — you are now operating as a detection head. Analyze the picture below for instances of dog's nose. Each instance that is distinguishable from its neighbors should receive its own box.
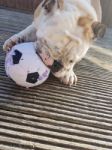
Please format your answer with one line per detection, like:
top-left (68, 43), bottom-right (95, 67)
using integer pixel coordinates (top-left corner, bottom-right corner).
top-left (50, 60), bottom-right (63, 73)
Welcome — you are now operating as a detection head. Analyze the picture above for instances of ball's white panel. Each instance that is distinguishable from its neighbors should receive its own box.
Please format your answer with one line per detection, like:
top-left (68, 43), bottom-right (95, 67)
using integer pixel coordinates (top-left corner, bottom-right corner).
top-left (5, 42), bottom-right (50, 88)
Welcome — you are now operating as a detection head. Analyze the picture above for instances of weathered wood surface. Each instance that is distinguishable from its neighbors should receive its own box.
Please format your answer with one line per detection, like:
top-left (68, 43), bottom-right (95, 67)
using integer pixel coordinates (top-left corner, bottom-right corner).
top-left (0, 9), bottom-right (112, 150)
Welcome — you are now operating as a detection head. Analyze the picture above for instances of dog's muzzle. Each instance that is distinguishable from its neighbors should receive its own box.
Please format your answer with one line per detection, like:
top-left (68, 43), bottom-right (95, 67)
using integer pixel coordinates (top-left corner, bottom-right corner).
top-left (49, 60), bottom-right (63, 73)
top-left (36, 47), bottom-right (63, 73)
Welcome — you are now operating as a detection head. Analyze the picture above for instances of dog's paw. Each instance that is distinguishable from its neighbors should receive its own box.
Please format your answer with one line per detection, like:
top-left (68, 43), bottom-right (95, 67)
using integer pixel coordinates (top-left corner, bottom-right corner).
top-left (3, 35), bottom-right (24, 51)
top-left (60, 71), bottom-right (77, 86)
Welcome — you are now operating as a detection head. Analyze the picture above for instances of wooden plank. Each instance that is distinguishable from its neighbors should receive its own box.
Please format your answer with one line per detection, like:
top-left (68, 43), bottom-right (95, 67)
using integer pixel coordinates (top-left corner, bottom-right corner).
top-left (0, 0), bottom-right (4, 5)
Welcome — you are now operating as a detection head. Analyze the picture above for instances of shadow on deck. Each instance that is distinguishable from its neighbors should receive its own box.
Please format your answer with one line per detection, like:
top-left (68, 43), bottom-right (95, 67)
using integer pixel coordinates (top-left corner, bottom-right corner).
top-left (0, 8), bottom-right (112, 150)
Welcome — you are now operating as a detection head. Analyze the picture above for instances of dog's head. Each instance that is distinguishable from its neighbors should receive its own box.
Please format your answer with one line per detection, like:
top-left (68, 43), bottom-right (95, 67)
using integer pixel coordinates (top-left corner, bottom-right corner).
top-left (52, 16), bottom-right (106, 71)
top-left (34, 0), bottom-right (106, 73)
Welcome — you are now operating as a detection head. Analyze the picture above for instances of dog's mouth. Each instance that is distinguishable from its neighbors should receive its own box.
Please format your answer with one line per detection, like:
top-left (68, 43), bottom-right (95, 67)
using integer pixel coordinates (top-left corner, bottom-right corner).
top-left (48, 60), bottom-right (63, 73)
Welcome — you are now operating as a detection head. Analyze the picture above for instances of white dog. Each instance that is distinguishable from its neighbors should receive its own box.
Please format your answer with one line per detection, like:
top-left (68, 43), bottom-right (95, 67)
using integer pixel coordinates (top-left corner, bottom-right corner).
top-left (3, 0), bottom-right (106, 86)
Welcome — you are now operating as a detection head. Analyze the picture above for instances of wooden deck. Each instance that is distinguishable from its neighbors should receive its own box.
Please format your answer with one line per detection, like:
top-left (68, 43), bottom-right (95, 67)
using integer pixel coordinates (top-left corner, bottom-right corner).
top-left (0, 8), bottom-right (112, 150)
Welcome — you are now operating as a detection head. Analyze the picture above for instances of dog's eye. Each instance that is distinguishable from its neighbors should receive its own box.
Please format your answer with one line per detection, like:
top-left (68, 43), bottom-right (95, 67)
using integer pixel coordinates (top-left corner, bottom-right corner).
top-left (69, 60), bottom-right (74, 63)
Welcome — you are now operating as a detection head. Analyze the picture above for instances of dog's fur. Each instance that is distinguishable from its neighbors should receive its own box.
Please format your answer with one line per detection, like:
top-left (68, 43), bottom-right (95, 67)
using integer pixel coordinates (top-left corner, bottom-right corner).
top-left (3, 0), bottom-right (106, 86)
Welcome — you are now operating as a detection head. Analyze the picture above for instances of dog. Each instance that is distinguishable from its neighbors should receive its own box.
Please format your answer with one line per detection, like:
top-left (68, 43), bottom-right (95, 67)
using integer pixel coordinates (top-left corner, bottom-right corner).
top-left (3, 0), bottom-right (106, 86)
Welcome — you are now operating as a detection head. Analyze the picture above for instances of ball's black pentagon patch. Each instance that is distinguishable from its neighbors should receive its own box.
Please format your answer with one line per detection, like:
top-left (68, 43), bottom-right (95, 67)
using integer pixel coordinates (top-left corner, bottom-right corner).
top-left (12, 50), bottom-right (22, 64)
top-left (26, 72), bottom-right (39, 84)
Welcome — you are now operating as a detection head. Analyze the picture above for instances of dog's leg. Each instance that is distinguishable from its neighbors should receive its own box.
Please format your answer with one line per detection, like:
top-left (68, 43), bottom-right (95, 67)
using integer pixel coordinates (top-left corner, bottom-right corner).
top-left (92, 22), bottom-right (106, 38)
top-left (3, 23), bottom-right (37, 51)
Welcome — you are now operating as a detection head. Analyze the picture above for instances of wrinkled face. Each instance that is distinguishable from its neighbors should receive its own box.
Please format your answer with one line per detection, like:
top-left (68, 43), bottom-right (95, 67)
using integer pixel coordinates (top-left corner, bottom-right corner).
top-left (34, 0), bottom-right (105, 74)
top-left (35, 12), bottom-right (94, 72)
top-left (57, 38), bottom-right (90, 71)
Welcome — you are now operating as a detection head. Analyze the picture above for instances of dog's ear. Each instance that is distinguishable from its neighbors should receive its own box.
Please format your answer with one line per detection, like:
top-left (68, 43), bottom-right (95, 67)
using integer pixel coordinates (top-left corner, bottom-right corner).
top-left (42, 0), bottom-right (56, 13)
top-left (78, 16), bottom-right (94, 40)
top-left (92, 22), bottom-right (106, 38)
top-left (42, 0), bottom-right (64, 13)
top-left (78, 16), bottom-right (106, 40)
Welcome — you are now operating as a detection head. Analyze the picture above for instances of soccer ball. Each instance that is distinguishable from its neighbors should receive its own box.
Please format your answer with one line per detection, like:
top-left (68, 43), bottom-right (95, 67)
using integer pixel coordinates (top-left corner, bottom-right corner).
top-left (5, 42), bottom-right (50, 88)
